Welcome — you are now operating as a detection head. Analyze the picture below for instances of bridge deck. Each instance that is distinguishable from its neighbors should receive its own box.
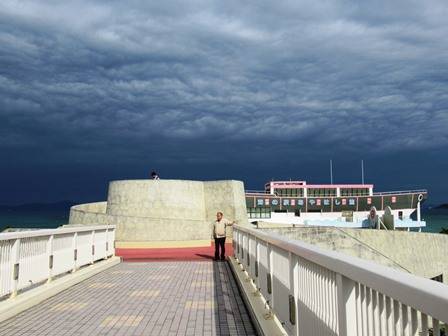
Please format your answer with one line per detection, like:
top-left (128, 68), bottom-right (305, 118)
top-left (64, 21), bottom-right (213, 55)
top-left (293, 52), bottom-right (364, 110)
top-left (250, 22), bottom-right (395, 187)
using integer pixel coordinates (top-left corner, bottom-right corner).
top-left (0, 261), bottom-right (256, 336)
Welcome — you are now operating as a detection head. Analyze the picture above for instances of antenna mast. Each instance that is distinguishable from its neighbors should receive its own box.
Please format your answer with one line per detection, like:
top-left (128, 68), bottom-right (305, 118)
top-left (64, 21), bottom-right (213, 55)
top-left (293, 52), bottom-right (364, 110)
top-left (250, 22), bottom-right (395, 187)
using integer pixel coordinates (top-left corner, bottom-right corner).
top-left (361, 160), bottom-right (365, 184)
top-left (330, 160), bottom-right (333, 184)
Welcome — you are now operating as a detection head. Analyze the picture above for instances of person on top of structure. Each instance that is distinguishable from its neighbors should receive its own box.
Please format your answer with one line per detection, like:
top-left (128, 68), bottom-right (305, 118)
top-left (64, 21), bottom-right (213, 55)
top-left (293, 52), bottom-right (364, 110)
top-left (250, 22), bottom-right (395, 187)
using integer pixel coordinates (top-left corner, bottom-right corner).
top-left (151, 171), bottom-right (160, 180)
top-left (212, 212), bottom-right (235, 261)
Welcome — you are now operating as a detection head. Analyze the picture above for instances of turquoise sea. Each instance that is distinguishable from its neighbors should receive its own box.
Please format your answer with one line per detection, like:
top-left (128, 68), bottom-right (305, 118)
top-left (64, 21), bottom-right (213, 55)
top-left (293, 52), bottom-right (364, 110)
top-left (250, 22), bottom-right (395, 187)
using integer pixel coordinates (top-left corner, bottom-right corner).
top-left (0, 213), bottom-right (69, 232)
top-left (0, 204), bottom-right (447, 234)
top-left (419, 208), bottom-right (448, 233)
top-left (0, 202), bottom-right (72, 232)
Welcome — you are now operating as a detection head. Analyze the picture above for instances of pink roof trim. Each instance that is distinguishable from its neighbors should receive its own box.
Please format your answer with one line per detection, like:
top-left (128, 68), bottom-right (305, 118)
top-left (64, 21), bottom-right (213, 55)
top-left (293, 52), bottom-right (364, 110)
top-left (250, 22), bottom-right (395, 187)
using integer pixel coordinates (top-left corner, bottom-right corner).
top-left (266, 181), bottom-right (373, 189)
top-left (305, 184), bottom-right (374, 188)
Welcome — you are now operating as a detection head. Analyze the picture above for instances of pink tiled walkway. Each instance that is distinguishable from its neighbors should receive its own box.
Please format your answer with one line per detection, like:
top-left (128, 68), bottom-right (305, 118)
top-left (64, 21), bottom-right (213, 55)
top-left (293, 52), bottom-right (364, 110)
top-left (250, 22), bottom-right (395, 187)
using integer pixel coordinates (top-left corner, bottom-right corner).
top-left (0, 261), bottom-right (256, 336)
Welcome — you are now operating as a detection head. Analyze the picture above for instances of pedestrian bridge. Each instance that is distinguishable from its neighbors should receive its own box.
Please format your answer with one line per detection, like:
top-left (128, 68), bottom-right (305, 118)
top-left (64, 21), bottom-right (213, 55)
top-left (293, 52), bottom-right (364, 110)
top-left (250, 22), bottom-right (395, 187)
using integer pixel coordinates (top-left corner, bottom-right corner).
top-left (0, 225), bottom-right (447, 335)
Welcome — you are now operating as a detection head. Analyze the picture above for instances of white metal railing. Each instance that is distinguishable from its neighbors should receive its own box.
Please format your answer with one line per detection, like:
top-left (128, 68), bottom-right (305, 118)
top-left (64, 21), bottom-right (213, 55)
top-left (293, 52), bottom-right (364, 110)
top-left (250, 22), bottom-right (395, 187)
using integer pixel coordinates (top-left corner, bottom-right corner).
top-left (233, 225), bottom-right (448, 336)
top-left (0, 225), bottom-right (115, 299)
top-left (245, 190), bottom-right (269, 195)
top-left (373, 189), bottom-right (427, 196)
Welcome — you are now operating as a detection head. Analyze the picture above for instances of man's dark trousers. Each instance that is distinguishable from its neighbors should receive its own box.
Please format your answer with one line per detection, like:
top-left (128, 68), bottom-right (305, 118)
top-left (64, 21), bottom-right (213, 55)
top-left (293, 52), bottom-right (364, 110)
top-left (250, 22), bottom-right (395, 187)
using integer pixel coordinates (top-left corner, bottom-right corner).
top-left (214, 237), bottom-right (226, 260)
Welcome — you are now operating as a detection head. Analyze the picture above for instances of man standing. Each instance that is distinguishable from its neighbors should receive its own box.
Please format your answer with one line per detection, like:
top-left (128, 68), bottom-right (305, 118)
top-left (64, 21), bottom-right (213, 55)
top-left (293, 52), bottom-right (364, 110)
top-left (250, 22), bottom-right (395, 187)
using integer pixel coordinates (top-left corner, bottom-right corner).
top-left (212, 212), bottom-right (235, 261)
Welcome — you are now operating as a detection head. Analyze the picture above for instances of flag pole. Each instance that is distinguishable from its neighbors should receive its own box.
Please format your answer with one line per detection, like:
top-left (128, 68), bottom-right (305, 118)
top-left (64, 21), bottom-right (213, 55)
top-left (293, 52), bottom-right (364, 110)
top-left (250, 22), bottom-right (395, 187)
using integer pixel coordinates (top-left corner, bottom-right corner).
top-left (361, 160), bottom-right (365, 184)
top-left (330, 160), bottom-right (333, 184)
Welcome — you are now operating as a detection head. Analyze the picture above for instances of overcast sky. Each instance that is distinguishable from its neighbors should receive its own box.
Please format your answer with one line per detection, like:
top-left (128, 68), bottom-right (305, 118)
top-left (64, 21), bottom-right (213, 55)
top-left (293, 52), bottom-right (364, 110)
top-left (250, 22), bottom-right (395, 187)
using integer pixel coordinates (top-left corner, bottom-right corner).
top-left (1, 0), bottom-right (447, 205)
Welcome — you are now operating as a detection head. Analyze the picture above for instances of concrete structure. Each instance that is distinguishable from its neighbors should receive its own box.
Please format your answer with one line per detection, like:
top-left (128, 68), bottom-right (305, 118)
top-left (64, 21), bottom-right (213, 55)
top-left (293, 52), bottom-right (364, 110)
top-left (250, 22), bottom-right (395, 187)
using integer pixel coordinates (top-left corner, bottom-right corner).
top-left (258, 224), bottom-right (448, 283)
top-left (69, 179), bottom-right (248, 247)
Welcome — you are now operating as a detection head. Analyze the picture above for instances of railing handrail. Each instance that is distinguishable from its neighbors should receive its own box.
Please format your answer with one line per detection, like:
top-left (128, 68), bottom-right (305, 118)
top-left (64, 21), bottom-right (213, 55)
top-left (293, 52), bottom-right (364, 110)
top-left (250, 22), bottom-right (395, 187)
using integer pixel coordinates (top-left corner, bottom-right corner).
top-left (373, 189), bottom-right (427, 195)
top-left (245, 190), bottom-right (268, 194)
top-left (233, 224), bottom-right (448, 323)
top-left (0, 225), bottom-right (116, 241)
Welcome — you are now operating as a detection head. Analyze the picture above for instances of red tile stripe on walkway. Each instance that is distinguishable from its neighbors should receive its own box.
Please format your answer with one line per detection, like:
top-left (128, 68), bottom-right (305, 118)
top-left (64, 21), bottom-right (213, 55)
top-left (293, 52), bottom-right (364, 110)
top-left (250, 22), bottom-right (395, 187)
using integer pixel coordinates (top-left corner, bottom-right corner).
top-left (116, 243), bottom-right (234, 261)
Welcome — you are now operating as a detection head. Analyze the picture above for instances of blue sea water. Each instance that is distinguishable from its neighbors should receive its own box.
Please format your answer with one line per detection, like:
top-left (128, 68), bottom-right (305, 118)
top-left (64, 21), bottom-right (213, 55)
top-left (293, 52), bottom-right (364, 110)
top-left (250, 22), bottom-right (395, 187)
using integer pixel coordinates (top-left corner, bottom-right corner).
top-left (0, 213), bottom-right (68, 232)
top-left (0, 203), bottom-right (71, 232)
top-left (420, 209), bottom-right (448, 233)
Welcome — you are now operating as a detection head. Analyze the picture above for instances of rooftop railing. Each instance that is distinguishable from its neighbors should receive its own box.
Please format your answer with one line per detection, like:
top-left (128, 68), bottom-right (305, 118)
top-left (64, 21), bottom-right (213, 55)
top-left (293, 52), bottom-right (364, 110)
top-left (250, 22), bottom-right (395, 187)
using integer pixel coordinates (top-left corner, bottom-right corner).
top-left (233, 225), bottom-right (447, 336)
top-left (373, 189), bottom-right (427, 196)
top-left (245, 190), bottom-right (269, 195)
top-left (0, 225), bottom-right (115, 299)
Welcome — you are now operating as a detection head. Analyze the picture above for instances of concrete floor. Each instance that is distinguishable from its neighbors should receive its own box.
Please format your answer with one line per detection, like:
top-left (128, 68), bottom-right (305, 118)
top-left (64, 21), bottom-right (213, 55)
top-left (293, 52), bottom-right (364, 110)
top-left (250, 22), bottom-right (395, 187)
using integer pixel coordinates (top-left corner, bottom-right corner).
top-left (0, 261), bottom-right (256, 336)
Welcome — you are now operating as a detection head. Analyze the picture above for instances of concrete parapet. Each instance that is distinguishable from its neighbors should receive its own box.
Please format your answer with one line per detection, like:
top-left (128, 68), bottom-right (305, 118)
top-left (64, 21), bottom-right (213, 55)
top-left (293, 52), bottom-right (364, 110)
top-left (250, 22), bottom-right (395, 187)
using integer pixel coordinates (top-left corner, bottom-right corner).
top-left (261, 224), bottom-right (448, 284)
top-left (69, 201), bottom-right (108, 225)
top-left (107, 180), bottom-right (206, 220)
top-left (204, 180), bottom-right (248, 239)
top-left (69, 179), bottom-right (248, 246)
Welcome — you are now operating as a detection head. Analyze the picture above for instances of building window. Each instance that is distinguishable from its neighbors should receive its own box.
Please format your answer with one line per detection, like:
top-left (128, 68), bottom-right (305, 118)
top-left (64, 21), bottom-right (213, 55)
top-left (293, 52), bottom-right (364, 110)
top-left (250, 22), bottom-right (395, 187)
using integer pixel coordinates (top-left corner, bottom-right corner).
top-left (247, 207), bottom-right (271, 219)
top-left (274, 189), bottom-right (304, 197)
top-left (307, 188), bottom-right (336, 197)
top-left (341, 188), bottom-right (369, 196)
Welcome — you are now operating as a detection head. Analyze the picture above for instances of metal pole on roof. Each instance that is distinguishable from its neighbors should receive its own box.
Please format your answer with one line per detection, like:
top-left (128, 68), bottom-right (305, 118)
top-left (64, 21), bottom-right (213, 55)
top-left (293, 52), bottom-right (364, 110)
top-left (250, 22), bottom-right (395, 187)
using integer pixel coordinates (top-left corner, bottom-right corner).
top-left (330, 160), bottom-right (333, 184)
top-left (361, 160), bottom-right (365, 184)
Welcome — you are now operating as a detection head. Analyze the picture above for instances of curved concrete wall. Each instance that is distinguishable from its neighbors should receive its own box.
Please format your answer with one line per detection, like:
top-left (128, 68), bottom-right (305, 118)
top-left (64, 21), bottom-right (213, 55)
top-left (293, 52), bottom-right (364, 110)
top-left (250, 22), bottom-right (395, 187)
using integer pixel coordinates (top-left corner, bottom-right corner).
top-left (203, 180), bottom-right (248, 239)
top-left (107, 180), bottom-right (206, 220)
top-left (68, 179), bottom-right (248, 245)
top-left (69, 202), bottom-right (108, 225)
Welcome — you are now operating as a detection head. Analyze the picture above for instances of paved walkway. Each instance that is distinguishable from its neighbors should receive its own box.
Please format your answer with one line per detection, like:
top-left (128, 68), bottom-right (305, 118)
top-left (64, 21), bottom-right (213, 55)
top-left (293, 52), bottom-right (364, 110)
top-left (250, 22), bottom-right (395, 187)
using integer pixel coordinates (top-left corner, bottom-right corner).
top-left (0, 261), bottom-right (256, 336)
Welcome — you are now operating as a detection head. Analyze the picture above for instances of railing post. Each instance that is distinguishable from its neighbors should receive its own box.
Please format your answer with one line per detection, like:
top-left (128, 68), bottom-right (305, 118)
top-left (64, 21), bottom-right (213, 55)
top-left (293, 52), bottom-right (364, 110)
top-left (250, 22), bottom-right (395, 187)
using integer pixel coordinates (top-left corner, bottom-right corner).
top-left (10, 238), bottom-right (20, 298)
top-left (90, 230), bottom-right (95, 264)
top-left (336, 273), bottom-right (357, 336)
top-left (394, 299), bottom-right (401, 335)
top-left (46, 234), bottom-right (54, 283)
top-left (432, 318), bottom-right (440, 336)
top-left (290, 253), bottom-right (299, 336)
top-left (268, 243), bottom-right (274, 307)
top-left (111, 227), bottom-right (115, 256)
top-left (232, 228), bottom-right (235, 257)
top-left (255, 238), bottom-right (260, 287)
top-left (234, 229), bottom-right (237, 258)
top-left (237, 230), bottom-right (241, 260)
top-left (245, 233), bottom-right (249, 267)
top-left (72, 232), bottom-right (78, 272)
top-left (402, 304), bottom-right (409, 335)
top-left (246, 234), bottom-right (251, 270)
top-left (239, 230), bottom-right (242, 260)
top-left (105, 228), bottom-right (109, 259)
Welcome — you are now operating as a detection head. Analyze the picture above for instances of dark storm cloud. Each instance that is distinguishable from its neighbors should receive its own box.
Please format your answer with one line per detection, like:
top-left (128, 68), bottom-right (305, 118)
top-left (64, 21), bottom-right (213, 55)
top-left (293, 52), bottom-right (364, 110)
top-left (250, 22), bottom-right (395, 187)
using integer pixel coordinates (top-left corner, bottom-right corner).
top-left (0, 0), bottom-right (448, 203)
top-left (1, 0), bottom-right (447, 149)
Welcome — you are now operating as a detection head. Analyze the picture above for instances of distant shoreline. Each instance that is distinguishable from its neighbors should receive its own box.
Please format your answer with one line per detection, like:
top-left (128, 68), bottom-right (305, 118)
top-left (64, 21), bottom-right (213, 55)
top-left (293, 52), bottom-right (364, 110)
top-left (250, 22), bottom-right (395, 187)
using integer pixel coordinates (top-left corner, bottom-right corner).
top-left (434, 203), bottom-right (448, 210)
